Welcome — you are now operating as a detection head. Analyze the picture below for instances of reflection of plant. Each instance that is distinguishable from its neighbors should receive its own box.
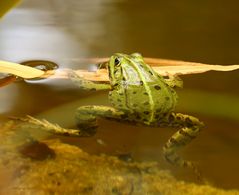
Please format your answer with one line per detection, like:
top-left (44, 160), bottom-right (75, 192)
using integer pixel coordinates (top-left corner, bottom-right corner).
top-left (0, 0), bottom-right (20, 19)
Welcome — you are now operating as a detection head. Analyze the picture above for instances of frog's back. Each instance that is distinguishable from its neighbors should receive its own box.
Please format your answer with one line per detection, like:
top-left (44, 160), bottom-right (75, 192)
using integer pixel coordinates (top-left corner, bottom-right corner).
top-left (126, 78), bottom-right (177, 123)
top-left (109, 59), bottom-right (178, 124)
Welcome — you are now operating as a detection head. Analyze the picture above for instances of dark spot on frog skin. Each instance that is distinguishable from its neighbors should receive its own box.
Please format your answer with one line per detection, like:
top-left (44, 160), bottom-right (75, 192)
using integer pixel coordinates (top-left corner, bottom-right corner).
top-left (163, 113), bottom-right (168, 117)
top-left (169, 137), bottom-right (179, 145)
top-left (139, 64), bottom-right (144, 68)
top-left (132, 91), bottom-right (137, 94)
top-left (156, 108), bottom-right (161, 113)
top-left (120, 114), bottom-right (128, 119)
top-left (113, 83), bottom-right (119, 88)
top-left (165, 97), bottom-right (170, 101)
top-left (148, 71), bottom-right (153, 75)
top-left (179, 129), bottom-right (196, 139)
top-left (143, 101), bottom-right (149, 105)
top-left (144, 111), bottom-right (150, 115)
top-left (185, 117), bottom-right (193, 127)
top-left (117, 98), bottom-right (121, 102)
top-left (154, 114), bottom-right (160, 119)
top-left (143, 92), bottom-right (148, 95)
top-left (135, 113), bottom-right (141, 120)
top-left (191, 126), bottom-right (199, 131)
top-left (119, 93), bottom-right (124, 96)
top-left (140, 81), bottom-right (144, 85)
top-left (168, 114), bottom-right (174, 123)
top-left (170, 88), bottom-right (175, 93)
top-left (132, 103), bottom-right (137, 107)
top-left (114, 70), bottom-right (118, 74)
top-left (154, 85), bottom-right (161, 90)
top-left (185, 117), bottom-right (192, 123)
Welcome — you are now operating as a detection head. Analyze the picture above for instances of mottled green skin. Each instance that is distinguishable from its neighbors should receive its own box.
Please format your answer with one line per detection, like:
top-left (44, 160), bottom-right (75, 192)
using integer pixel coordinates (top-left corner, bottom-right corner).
top-left (69, 53), bottom-right (204, 179)
top-left (108, 53), bottom-right (178, 125)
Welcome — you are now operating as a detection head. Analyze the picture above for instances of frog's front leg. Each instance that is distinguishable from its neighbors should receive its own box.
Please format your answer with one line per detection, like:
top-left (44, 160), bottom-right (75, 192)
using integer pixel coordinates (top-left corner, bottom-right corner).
top-left (164, 74), bottom-right (183, 88)
top-left (69, 71), bottom-right (111, 91)
top-left (162, 113), bottom-right (204, 178)
top-left (75, 105), bottom-right (125, 135)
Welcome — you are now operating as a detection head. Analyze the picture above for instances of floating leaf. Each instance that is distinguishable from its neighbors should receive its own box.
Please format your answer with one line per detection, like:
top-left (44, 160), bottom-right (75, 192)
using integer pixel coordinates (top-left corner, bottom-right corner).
top-left (0, 60), bottom-right (44, 78)
top-left (153, 64), bottom-right (239, 76)
top-left (1, 57), bottom-right (239, 82)
top-left (0, 1), bottom-right (46, 81)
top-left (66, 57), bottom-right (239, 81)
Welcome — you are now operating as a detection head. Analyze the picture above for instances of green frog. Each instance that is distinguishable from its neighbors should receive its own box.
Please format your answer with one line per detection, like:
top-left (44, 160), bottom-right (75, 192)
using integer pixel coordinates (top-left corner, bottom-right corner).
top-left (21, 53), bottom-right (204, 177)
top-left (69, 53), bottom-right (204, 175)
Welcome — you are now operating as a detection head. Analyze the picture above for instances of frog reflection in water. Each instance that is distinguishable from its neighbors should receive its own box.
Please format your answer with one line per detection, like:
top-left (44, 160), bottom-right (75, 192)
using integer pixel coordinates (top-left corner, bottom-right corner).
top-left (67, 53), bottom-right (204, 176)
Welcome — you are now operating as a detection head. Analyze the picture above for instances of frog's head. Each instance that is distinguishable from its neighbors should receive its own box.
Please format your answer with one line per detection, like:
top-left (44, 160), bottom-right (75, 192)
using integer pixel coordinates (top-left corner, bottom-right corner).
top-left (108, 53), bottom-right (144, 86)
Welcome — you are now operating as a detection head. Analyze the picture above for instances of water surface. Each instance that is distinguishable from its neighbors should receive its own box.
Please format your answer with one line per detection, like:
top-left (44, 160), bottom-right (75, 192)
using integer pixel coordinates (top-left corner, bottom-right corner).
top-left (0, 0), bottom-right (239, 190)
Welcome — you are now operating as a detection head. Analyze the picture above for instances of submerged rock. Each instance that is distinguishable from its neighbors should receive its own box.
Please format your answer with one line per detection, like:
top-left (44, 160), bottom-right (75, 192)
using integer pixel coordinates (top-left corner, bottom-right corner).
top-left (18, 139), bottom-right (56, 160)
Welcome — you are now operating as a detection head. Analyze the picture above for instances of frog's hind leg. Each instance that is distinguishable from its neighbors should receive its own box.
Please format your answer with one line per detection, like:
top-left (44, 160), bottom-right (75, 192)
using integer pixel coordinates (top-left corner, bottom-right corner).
top-left (162, 113), bottom-right (204, 179)
top-left (75, 105), bottom-right (125, 135)
top-left (12, 106), bottom-right (124, 137)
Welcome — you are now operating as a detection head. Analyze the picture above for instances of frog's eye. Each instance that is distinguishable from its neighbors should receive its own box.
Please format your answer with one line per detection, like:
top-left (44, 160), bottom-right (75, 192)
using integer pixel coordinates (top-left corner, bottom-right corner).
top-left (114, 58), bottom-right (121, 66)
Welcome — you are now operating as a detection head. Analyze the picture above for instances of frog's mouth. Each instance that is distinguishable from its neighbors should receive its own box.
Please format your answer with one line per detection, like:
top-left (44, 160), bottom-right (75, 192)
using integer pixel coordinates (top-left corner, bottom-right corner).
top-left (108, 55), bottom-right (115, 83)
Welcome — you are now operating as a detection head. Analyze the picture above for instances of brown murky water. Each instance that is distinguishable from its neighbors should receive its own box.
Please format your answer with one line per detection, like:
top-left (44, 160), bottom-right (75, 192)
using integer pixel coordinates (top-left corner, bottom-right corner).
top-left (0, 0), bottom-right (239, 190)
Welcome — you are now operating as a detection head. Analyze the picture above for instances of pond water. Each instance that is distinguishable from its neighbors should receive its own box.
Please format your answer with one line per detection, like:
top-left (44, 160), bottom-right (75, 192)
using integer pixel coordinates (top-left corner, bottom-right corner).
top-left (0, 0), bottom-right (239, 191)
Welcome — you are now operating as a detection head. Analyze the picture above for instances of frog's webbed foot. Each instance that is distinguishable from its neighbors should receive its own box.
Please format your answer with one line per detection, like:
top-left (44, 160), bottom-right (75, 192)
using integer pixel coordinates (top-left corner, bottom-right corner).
top-left (11, 115), bottom-right (88, 137)
top-left (162, 113), bottom-right (204, 180)
top-left (75, 105), bottom-right (125, 135)
top-left (68, 71), bottom-right (111, 91)
top-left (164, 73), bottom-right (183, 88)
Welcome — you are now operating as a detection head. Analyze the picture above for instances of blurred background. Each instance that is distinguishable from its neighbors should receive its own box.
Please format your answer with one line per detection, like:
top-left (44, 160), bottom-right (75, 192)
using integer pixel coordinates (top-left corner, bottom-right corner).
top-left (0, 0), bottom-right (239, 189)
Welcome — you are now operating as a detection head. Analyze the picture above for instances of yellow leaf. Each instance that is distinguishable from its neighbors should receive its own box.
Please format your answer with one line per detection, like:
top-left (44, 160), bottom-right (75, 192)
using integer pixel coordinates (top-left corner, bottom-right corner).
top-left (1, 57), bottom-right (239, 81)
top-left (0, 0), bottom-right (21, 19)
top-left (66, 58), bottom-right (239, 81)
top-left (153, 64), bottom-right (239, 76)
top-left (0, 60), bottom-right (44, 79)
